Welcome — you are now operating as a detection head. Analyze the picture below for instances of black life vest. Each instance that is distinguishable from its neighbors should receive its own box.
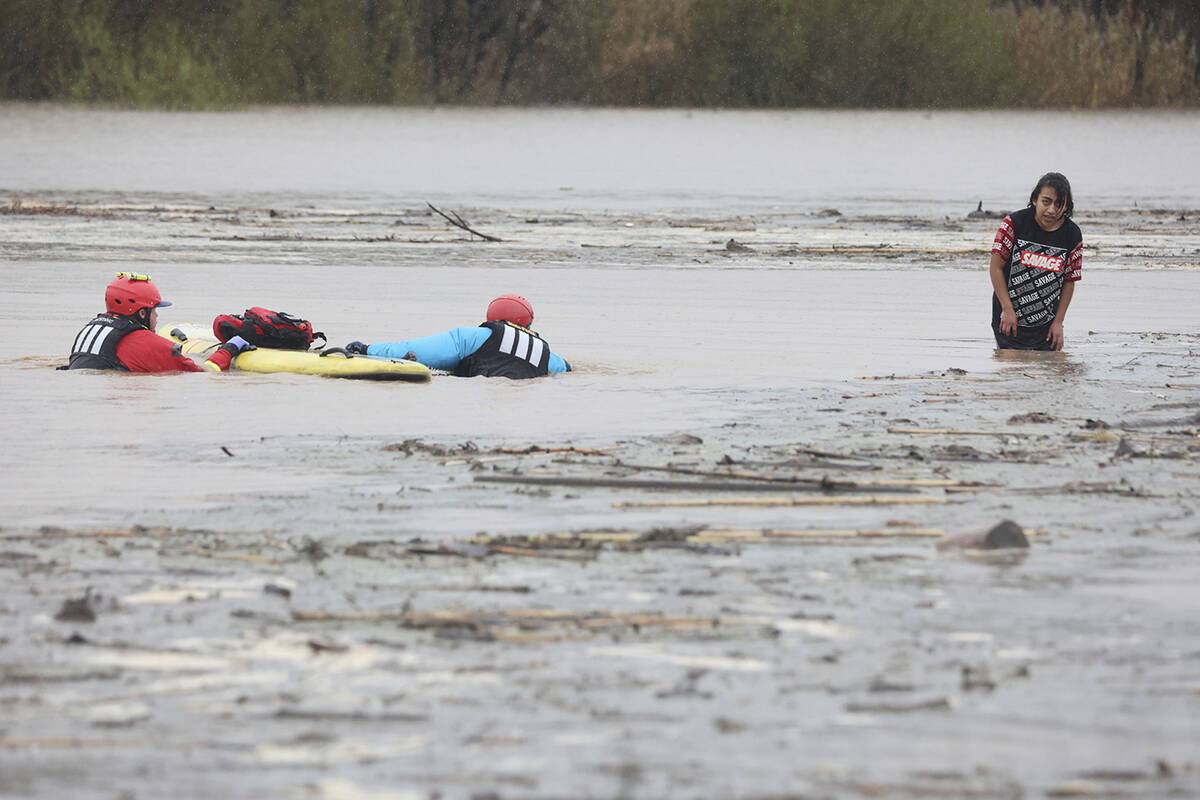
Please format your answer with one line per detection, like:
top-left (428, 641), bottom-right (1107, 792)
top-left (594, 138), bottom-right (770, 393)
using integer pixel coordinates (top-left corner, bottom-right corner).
top-left (454, 320), bottom-right (551, 379)
top-left (68, 314), bottom-right (143, 370)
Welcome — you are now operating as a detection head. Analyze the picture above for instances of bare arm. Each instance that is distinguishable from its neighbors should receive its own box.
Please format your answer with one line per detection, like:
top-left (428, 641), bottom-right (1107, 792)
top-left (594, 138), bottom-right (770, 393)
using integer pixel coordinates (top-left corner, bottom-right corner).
top-left (988, 251), bottom-right (1017, 336)
top-left (1046, 280), bottom-right (1075, 350)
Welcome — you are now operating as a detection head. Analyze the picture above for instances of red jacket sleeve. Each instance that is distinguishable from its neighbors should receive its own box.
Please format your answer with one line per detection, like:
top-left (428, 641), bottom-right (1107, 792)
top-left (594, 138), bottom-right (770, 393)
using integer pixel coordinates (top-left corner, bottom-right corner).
top-left (116, 330), bottom-right (204, 372)
top-left (116, 331), bottom-right (237, 373)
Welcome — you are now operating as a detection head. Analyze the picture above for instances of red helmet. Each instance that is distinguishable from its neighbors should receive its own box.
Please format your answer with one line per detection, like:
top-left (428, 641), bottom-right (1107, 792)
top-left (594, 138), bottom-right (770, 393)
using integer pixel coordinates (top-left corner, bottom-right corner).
top-left (105, 273), bottom-right (172, 315)
top-left (486, 294), bottom-right (533, 328)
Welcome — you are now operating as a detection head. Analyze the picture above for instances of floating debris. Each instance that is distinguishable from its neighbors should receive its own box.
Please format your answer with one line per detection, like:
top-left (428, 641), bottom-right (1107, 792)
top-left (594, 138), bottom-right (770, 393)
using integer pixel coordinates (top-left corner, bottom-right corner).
top-left (1008, 411), bottom-right (1056, 424)
top-left (844, 695), bottom-right (955, 713)
top-left (967, 201), bottom-right (1004, 219)
top-left (53, 588), bottom-right (116, 623)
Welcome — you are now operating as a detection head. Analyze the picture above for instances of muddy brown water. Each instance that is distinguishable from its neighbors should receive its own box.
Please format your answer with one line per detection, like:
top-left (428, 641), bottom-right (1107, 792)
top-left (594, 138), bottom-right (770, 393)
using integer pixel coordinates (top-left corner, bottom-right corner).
top-left (1, 105), bottom-right (1198, 799)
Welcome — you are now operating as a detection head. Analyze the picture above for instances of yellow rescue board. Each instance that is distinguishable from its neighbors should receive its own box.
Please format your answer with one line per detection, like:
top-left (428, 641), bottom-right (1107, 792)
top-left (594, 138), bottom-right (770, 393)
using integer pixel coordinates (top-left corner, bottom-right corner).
top-left (158, 324), bottom-right (431, 382)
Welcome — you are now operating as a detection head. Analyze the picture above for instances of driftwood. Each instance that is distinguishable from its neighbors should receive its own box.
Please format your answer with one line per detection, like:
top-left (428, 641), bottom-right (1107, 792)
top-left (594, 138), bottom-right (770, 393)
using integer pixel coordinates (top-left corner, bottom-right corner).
top-left (888, 427), bottom-right (1019, 436)
top-left (691, 528), bottom-right (945, 541)
top-left (693, 527), bottom-right (1044, 543)
top-left (494, 445), bottom-right (613, 455)
top-left (697, 454), bottom-right (879, 472)
top-left (486, 544), bottom-right (595, 562)
top-left (595, 462), bottom-right (977, 488)
top-left (2, 525), bottom-right (214, 541)
top-left (591, 461), bottom-right (858, 484)
top-left (426, 202), bottom-right (502, 241)
top-left (767, 246), bottom-right (981, 256)
top-left (274, 709), bottom-right (428, 723)
top-left (845, 696), bottom-right (954, 713)
top-left (467, 526), bottom-right (964, 550)
top-left (1074, 430), bottom-right (1197, 443)
top-left (613, 495), bottom-right (948, 509)
top-left (860, 375), bottom-right (1000, 382)
top-left (0, 737), bottom-right (135, 750)
top-left (467, 528), bottom-right (734, 557)
top-left (441, 445), bottom-right (615, 466)
top-left (291, 607), bottom-right (762, 636)
top-left (186, 547), bottom-right (284, 565)
top-left (473, 474), bottom-right (916, 493)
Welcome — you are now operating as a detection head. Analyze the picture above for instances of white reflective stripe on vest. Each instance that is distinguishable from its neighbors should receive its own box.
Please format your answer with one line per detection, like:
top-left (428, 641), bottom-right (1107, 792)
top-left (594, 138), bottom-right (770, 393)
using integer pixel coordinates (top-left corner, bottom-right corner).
top-left (78, 324), bottom-right (102, 353)
top-left (73, 325), bottom-right (93, 353)
top-left (499, 324), bottom-right (516, 355)
top-left (88, 325), bottom-right (115, 354)
top-left (79, 323), bottom-right (113, 355)
top-left (497, 324), bottom-right (543, 367)
top-left (527, 337), bottom-right (545, 366)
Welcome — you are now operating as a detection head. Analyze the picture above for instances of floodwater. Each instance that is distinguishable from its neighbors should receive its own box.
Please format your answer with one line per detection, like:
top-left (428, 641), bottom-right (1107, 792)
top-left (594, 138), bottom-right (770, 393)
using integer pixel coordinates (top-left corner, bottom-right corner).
top-left (1, 104), bottom-right (1199, 799)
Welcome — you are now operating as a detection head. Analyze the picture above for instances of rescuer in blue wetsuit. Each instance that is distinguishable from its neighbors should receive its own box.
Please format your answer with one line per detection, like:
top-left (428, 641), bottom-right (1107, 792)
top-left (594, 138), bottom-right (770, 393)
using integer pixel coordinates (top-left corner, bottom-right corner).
top-left (345, 294), bottom-right (571, 379)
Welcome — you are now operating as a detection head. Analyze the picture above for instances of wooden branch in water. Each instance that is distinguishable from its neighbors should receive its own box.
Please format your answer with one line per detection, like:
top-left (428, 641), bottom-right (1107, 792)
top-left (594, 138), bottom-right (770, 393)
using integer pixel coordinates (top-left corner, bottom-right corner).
top-left (691, 527), bottom-right (1045, 542)
top-left (860, 375), bottom-right (1001, 382)
top-left (887, 428), bottom-right (1018, 436)
top-left (187, 547), bottom-right (284, 565)
top-left (494, 445), bottom-right (613, 456)
top-left (474, 474), bottom-right (917, 493)
top-left (2, 525), bottom-right (213, 541)
top-left (713, 454), bottom-right (880, 472)
top-left (692, 527), bottom-right (946, 541)
top-left (475, 527), bottom-right (952, 544)
top-left (0, 737), bottom-right (135, 750)
top-left (1074, 430), bottom-right (1197, 443)
top-left (441, 445), bottom-right (614, 465)
top-left (599, 461), bottom-right (839, 483)
top-left (291, 608), bottom-right (761, 633)
top-left (426, 201), bottom-right (502, 241)
top-left (613, 495), bottom-right (948, 509)
top-left (487, 544), bottom-right (595, 562)
top-left (275, 709), bottom-right (428, 723)
top-left (599, 462), bottom-right (976, 488)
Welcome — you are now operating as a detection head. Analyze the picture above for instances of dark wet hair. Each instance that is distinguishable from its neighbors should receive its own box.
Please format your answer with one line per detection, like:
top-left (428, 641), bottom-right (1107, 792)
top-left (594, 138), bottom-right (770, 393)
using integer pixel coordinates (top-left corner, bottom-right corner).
top-left (1028, 172), bottom-right (1074, 218)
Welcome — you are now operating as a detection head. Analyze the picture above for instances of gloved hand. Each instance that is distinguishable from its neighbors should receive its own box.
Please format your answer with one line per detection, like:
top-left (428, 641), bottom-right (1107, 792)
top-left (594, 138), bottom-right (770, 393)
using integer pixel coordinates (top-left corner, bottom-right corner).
top-left (345, 341), bottom-right (368, 355)
top-left (226, 335), bottom-right (256, 353)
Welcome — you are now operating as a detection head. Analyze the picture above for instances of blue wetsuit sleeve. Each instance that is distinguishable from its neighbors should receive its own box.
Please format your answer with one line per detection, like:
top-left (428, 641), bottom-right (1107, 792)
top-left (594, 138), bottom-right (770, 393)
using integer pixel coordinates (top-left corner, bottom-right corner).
top-left (366, 327), bottom-right (490, 371)
top-left (548, 353), bottom-right (571, 373)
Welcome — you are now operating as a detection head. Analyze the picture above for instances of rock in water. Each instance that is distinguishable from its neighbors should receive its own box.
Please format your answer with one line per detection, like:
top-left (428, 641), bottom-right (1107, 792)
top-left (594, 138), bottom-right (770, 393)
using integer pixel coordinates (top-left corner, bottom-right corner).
top-left (937, 519), bottom-right (1029, 551)
top-left (982, 520), bottom-right (1029, 549)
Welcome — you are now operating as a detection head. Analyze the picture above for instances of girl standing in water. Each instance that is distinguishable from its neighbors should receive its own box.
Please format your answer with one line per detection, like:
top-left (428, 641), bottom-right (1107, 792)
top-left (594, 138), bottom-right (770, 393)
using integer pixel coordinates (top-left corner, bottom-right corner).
top-left (989, 172), bottom-right (1083, 350)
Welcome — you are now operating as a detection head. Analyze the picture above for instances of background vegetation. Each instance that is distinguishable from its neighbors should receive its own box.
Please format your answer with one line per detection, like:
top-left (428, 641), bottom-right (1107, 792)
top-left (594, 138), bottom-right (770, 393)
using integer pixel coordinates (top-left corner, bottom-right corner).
top-left (1, 0), bottom-right (1196, 108)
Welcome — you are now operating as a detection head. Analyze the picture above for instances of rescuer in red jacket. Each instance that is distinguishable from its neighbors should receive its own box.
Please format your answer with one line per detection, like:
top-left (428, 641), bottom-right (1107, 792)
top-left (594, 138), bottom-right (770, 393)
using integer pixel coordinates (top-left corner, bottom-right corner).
top-left (67, 273), bottom-right (250, 373)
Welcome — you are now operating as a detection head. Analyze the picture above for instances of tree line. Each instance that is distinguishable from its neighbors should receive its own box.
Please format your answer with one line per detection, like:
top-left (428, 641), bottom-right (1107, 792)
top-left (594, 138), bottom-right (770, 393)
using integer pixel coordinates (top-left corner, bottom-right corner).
top-left (1, 0), bottom-right (1196, 108)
